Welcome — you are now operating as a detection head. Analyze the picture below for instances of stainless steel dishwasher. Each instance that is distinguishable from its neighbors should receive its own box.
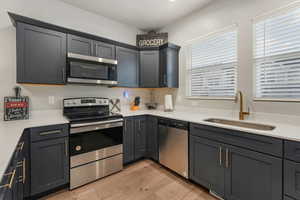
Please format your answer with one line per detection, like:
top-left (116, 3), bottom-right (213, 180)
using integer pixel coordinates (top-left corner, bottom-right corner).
top-left (158, 118), bottom-right (188, 178)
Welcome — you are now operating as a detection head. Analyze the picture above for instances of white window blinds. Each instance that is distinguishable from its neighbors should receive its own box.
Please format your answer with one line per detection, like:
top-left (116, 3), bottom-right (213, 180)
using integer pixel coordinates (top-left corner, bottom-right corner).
top-left (254, 6), bottom-right (300, 99)
top-left (187, 29), bottom-right (237, 98)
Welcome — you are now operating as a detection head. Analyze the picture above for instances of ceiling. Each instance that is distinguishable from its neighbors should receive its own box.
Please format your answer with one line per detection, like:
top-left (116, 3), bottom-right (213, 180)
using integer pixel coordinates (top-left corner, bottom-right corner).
top-left (60, 0), bottom-right (214, 31)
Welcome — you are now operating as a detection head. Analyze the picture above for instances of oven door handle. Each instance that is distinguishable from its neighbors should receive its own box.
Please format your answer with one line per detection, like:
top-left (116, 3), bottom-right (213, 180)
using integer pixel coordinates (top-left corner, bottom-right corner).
top-left (70, 119), bottom-right (123, 134)
top-left (71, 119), bottom-right (123, 128)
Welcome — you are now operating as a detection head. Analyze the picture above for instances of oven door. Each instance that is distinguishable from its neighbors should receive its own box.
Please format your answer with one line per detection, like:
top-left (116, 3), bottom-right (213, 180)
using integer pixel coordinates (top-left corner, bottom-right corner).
top-left (69, 119), bottom-right (123, 157)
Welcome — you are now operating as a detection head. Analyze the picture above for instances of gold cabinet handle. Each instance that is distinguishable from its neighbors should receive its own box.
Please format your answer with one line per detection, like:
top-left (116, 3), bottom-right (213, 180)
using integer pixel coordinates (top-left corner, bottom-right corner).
top-left (219, 147), bottom-right (222, 166)
top-left (0, 169), bottom-right (16, 189)
top-left (225, 148), bottom-right (229, 168)
top-left (17, 142), bottom-right (24, 152)
top-left (22, 159), bottom-right (26, 184)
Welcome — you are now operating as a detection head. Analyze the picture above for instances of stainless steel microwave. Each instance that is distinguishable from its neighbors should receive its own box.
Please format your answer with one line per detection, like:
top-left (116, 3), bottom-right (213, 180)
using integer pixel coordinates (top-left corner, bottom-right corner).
top-left (67, 53), bottom-right (118, 86)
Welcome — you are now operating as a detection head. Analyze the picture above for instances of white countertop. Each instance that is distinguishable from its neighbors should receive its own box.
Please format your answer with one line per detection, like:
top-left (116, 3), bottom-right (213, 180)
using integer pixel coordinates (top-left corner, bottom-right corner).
top-left (1, 107), bottom-right (300, 178)
top-left (122, 108), bottom-right (300, 142)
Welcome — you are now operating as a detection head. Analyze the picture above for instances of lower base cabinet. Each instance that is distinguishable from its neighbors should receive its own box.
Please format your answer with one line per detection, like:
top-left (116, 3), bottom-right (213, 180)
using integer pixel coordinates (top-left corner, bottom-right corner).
top-left (123, 116), bottom-right (158, 164)
top-left (284, 160), bottom-right (300, 200)
top-left (123, 116), bottom-right (147, 164)
top-left (225, 144), bottom-right (282, 200)
top-left (30, 138), bottom-right (69, 196)
top-left (30, 124), bottom-right (69, 197)
top-left (190, 135), bottom-right (283, 200)
top-left (189, 136), bottom-right (225, 197)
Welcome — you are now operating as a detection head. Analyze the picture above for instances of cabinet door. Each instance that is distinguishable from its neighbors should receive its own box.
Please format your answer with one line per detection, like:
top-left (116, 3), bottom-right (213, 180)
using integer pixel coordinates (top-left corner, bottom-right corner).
top-left (189, 136), bottom-right (225, 198)
top-left (116, 47), bottom-right (139, 87)
top-left (284, 160), bottom-right (300, 200)
top-left (67, 34), bottom-right (93, 56)
top-left (17, 23), bottom-right (66, 84)
top-left (30, 137), bottom-right (69, 196)
top-left (140, 51), bottom-right (159, 88)
top-left (134, 117), bottom-right (147, 160)
top-left (146, 116), bottom-right (158, 161)
top-left (159, 47), bottom-right (179, 88)
top-left (225, 145), bottom-right (282, 200)
top-left (123, 118), bottom-right (135, 164)
top-left (94, 41), bottom-right (116, 59)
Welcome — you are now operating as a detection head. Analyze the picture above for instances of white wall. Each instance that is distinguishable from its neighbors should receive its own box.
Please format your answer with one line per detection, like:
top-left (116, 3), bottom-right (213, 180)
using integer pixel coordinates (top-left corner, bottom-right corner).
top-left (157, 0), bottom-right (300, 116)
top-left (0, 0), bottom-right (149, 112)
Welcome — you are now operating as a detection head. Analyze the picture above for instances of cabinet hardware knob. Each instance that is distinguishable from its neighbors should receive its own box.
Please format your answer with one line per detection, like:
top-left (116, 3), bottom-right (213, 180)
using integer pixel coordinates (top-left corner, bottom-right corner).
top-left (75, 145), bottom-right (82, 151)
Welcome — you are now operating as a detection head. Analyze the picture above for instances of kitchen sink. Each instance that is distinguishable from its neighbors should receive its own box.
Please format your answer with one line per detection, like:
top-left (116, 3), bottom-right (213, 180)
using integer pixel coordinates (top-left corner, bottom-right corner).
top-left (204, 118), bottom-right (276, 131)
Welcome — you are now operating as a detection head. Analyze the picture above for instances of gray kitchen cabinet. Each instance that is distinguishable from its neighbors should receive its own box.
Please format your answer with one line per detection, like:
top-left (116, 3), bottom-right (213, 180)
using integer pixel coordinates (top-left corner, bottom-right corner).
top-left (116, 47), bottom-right (139, 87)
top-left (189, 135), bottom-right (225, 198)
top-left (190, 124), bottom-right (283, 200)
top-left (146, 116), bottom-right (158, 161)
top-left (30, 137), bottom-right (69, 196)
top-left (134, 116), bottom-right (147, 160)
top-left (123, 117), bottom-right (135, 164)
top-left (284, 160), bottom-right (300, 200)
top-left (30, 124), bottom-right (69, 196)
top-left (94, 41), bottom-right (116, 59)
top-left (225, 145), bottom-right (282, 200)
top-left (16, 23), bottom-right (67, 84)
top-left (140, 50), bottom-right (160, 88)
top-left (159, 44), bottom-right (180, 88)
top-left (67, 34), bottom-right (93, 56)
top-left (123, 116), bottom-right (148, 164)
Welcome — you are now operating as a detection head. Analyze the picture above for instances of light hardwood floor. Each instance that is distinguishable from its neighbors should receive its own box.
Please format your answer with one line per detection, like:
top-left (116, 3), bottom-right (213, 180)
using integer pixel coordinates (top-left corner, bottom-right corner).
top-left (41, 160), bottom-right (218, 200)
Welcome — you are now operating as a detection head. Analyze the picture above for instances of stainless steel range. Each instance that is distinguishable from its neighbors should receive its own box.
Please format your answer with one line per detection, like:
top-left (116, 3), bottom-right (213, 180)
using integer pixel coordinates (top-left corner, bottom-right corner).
top-left (63, 97), bottom-right (123, 189)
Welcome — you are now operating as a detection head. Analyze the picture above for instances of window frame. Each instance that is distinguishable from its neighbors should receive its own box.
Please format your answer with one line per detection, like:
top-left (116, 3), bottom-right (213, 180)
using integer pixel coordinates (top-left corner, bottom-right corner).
top-left (185, 25), bottom-right (239, 100)
top-left (253, 2), bottom-right (300, 102)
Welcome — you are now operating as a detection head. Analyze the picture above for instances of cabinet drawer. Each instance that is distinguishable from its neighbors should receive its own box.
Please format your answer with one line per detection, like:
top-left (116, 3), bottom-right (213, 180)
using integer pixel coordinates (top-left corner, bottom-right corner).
top-left (190, 123), bottom-right (283, 157)
top-left (30, 124), bottom-right (68, 142)
top-left (284, 160), bottom-right (300, 200)
top-left (285, 141), bottom-right (300, 162)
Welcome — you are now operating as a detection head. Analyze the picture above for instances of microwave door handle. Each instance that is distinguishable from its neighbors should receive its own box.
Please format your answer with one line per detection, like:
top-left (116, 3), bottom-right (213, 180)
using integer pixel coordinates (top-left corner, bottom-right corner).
top-left (68, 53), bottom-right (117, 65)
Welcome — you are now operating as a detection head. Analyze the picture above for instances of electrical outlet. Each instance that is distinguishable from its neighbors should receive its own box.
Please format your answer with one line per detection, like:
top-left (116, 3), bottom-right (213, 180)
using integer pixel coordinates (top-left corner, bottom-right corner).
top-left (48, 96), bottom-right (55, 105)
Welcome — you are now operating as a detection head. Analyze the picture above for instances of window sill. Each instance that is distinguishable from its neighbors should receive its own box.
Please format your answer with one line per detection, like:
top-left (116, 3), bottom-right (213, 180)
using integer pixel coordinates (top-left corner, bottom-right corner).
top-left (253, 98), bottom-right (300, 102)
top-left (185, 96), bottom-right (236, 101)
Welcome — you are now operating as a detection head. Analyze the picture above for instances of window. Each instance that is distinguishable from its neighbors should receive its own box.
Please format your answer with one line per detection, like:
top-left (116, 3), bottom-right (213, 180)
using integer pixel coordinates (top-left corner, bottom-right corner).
top-left (186, 28), bottom-right (238, 99)
top-left (254, 6), bottom-right (300, 100)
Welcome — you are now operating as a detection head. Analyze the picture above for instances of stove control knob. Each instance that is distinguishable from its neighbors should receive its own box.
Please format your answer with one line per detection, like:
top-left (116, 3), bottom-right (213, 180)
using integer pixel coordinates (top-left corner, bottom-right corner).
top-left (75, 145), bottom-right (82, 151)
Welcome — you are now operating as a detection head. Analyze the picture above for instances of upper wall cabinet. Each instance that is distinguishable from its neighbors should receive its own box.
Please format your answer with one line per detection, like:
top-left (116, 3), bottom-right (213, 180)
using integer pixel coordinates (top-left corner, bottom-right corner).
top-left (16, 23), bottom-right (67, 84)
top-left (140, 50), bottom-right (159, 88)
top-left (139, 43), bottom-right (180, 88)
top-left (67, 34), bottom-right (116, 59)
top-left (67, 34), bottom-right (93, 56)
top-left (11, 13), bottom-right (180, 87)
top-left (159, 44), bottom-right (180, 88)
top-left (116, 47), bottom-right (139, 87)
top-left (94, 41), bottom-right (116, 59)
